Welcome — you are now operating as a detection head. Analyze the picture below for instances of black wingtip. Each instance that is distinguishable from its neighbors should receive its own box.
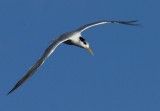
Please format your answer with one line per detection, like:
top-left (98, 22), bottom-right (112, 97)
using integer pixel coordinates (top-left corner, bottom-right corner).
top-left (7, 84), bottom-right (18, 95)
top-left (118, 20), bottom-right (139, 26)
top-left (110, 20), bottom-right (139, 26)
top-left (6, 80), bottom-right (24, 95)
top-left (7, 90), bottom-right (14, 95)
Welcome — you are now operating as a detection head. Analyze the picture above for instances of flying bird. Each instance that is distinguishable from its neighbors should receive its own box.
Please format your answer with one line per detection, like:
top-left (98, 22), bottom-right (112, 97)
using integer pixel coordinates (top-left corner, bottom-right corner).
top-left (7, 20), bottom-right (138, 95)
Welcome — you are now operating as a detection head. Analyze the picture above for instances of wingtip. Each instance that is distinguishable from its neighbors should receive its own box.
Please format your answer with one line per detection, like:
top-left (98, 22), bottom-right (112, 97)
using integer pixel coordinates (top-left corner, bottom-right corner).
top-left (119, 20), bottom-right (139, 26)
top-left (6, 87), bottom-right (16, 95)
top-left (131, 20), bottom-right (138, 22)
top-left (129, 20), bottom-right (140, 26)
top-left (6, 81), bottom-right (22, 95)
top-left (6, 92), bottom-right (11, 96)
top-left (130, 20), bottom-right (139, 23)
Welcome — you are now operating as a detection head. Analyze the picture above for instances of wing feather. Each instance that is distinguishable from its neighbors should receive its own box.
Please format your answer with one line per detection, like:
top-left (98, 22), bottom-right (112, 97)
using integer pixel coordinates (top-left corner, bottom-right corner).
top-left (7, 39), bottom-right (65, 95)
top-left (76, 20), bottom-right (138, 32)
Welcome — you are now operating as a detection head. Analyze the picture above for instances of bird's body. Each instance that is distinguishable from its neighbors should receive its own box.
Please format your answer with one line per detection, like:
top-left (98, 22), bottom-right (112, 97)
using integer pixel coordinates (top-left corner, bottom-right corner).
top-left (7, 20), bottom-right (138, 95)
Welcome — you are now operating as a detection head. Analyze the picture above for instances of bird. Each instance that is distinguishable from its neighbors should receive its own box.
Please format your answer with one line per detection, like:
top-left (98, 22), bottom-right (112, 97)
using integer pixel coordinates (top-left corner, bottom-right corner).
top-left (7, 20), bottom-right (138, 95)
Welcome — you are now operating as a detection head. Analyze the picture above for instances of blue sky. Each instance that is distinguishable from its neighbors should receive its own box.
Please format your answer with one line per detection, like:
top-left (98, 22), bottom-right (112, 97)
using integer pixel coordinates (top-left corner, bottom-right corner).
top-left (1, 0), bottom-right (160, 111)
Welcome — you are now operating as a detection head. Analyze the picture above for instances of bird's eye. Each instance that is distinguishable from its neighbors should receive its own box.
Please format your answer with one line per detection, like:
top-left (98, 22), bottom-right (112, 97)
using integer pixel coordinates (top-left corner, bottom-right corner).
top-left (79, 37), bottom-right (87, 45)
top-left (80, 37), bottom-right (87, 45)
top-left (79, 37), bottom-right (85, 42)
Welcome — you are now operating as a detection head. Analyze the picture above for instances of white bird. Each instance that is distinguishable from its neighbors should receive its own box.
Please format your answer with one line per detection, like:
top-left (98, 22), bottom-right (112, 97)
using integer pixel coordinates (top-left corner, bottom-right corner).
top-left (7, 20), bottom-right (138, 95)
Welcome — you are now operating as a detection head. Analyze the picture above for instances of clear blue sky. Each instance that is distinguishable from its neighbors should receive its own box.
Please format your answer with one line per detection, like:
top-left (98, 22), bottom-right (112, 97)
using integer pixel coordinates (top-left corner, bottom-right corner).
top-left (1, 0), bottom-right (160, 111)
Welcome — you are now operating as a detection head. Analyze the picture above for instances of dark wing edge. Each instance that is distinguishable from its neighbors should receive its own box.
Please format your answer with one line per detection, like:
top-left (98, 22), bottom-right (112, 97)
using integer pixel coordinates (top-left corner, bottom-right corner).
top-left (76, 20), bottom-right (139, 32)
top-left (7, 40), bottom-right (63, 95)
top-left (110, 20), bottom-right (139, 26)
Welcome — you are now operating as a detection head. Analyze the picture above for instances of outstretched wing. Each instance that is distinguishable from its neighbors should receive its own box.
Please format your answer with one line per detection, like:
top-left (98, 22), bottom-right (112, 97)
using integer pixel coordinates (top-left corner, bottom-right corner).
top-left (7, 38), bottom-right (67, 95)
top-left (76, 20), bottom-right (138, 33)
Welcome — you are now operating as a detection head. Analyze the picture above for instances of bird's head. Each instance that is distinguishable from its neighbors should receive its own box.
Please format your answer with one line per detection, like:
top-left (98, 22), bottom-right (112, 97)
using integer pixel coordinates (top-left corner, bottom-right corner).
top-left (79, 37), bottom-right (94, 55)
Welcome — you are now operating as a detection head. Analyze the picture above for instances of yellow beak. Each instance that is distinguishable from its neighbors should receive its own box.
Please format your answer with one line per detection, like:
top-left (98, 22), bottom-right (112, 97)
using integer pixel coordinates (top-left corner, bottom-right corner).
top-left (86, 47), bottom-right (94, 56)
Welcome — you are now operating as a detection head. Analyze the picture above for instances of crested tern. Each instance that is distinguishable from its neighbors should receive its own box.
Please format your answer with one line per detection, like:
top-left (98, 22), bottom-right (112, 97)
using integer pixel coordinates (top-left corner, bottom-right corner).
top-left (7, 20), bottom-right (138, 95)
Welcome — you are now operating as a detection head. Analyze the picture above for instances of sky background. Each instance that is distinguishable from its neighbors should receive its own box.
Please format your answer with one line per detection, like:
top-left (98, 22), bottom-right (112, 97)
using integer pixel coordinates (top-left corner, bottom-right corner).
top-left (0, 0), bottom-right (160, 111)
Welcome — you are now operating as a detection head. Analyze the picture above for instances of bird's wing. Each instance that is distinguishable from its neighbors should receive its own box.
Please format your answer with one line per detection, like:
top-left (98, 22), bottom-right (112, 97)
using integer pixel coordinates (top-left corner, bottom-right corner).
top-left (7, 38), bottom-right (67, 95)
top-left (76, 20), bottom-right (138, 33)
